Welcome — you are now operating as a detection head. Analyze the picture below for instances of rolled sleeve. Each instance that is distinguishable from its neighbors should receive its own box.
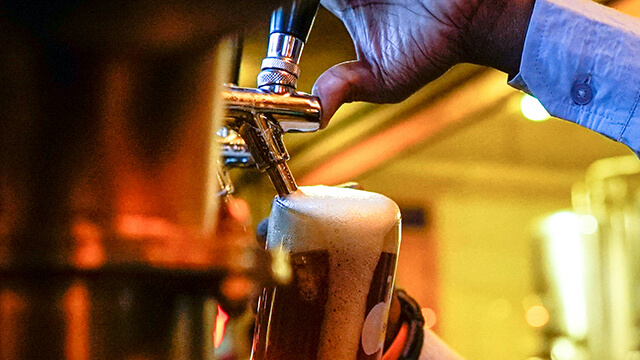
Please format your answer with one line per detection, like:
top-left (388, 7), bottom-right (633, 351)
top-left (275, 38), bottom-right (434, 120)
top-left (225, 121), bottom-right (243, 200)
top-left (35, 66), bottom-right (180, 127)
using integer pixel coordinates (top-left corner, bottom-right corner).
top-left (509, 0), bottom-right (640, 154)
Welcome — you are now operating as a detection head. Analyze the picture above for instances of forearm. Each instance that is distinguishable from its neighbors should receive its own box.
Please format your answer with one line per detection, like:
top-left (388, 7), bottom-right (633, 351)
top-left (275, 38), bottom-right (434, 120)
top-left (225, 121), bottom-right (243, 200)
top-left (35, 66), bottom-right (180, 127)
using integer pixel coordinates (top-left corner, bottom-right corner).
top-left (383, 325), bottom-right (465, 360)
top-left (465, 0), bottom-right (536, 76)
top-left (510, 0), bottom-right (640, 155)
top-left (418, 329), bottom-right (466, 360)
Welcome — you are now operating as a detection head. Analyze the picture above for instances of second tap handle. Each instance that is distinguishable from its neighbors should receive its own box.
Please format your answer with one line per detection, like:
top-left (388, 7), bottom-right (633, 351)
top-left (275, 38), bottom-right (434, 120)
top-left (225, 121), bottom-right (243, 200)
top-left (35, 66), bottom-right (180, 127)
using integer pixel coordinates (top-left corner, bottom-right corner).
top-left (270, 0), bottom-right (320, 43)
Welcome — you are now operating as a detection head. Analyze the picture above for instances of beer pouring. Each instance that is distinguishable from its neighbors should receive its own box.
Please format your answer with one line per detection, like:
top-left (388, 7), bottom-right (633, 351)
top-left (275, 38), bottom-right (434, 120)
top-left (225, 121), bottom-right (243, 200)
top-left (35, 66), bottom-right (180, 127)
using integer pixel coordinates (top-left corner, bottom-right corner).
top-left (222, 0), bottom-right (322, 197)
top-left (221, 5), bottom-right (403, 360)
top-left (252, 186), bottom-right (402, 360)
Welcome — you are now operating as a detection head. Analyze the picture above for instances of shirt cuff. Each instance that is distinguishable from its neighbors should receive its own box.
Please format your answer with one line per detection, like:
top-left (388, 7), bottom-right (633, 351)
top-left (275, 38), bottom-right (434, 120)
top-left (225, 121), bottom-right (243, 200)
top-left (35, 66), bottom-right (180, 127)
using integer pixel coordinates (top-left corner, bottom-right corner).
top-left (508, 0), bottom-right (640, 155)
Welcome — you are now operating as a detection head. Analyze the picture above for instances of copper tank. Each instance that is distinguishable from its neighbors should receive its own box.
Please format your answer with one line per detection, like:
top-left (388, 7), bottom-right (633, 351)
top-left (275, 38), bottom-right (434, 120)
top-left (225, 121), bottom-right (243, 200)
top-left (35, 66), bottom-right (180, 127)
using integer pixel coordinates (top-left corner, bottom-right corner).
top-left (0, 1), bottom-right (280, 358)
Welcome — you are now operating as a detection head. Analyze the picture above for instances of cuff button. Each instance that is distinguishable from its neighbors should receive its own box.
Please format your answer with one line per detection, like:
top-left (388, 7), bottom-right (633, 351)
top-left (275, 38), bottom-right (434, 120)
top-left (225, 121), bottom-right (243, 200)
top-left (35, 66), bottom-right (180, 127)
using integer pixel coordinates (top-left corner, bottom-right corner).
top-left (571, 82), bottom-right (593, 105)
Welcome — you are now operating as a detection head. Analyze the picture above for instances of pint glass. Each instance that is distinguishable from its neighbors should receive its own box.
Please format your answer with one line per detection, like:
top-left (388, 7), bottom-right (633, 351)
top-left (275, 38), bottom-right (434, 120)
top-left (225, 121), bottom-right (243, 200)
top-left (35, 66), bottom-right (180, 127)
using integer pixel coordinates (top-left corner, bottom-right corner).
top-left (251, 186), bottom-right (401, 360)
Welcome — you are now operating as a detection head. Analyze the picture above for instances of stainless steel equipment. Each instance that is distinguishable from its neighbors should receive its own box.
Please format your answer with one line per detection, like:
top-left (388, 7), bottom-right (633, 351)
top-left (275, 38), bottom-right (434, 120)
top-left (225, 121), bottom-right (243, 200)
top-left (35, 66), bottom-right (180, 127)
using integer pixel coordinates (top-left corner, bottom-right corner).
top-left (532, 155), bottom-right (640, 360)
top-left (222, 0), bottom-right (322, 197)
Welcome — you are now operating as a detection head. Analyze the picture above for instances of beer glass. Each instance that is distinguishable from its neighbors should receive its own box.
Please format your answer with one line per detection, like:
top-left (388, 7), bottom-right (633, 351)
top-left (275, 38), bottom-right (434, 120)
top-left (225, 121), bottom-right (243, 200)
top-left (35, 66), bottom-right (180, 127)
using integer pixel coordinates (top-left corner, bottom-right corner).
top-left (252, 185), bottom-right (401, 360)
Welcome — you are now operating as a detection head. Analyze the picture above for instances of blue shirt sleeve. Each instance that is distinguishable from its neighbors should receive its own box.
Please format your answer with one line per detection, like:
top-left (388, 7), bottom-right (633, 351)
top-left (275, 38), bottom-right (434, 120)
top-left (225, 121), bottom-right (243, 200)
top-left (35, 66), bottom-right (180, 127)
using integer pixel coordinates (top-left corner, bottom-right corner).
top-left (509, 0), bottom-right (640, 155)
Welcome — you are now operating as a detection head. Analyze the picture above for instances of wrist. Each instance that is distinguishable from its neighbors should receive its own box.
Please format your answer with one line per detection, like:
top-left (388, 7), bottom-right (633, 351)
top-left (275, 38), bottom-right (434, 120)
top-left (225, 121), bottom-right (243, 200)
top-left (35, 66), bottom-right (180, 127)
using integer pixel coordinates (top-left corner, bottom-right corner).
top-left (464, 0), bottom-right (535, 76)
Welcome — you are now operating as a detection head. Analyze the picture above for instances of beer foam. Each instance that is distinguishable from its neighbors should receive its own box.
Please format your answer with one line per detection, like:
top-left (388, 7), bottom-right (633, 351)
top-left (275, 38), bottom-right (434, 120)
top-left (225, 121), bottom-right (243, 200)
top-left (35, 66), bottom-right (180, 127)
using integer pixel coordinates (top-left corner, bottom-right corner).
top-left (267, 186), bottom-right (401, 360)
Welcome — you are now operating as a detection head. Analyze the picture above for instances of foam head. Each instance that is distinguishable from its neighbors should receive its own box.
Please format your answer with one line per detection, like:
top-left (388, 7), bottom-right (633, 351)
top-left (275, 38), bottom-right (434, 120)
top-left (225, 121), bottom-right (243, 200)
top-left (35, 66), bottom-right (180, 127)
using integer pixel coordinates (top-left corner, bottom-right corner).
top-left (267, 185), bottom-right (401, 253)
top-left (265, 185), bottom-right (401, 360)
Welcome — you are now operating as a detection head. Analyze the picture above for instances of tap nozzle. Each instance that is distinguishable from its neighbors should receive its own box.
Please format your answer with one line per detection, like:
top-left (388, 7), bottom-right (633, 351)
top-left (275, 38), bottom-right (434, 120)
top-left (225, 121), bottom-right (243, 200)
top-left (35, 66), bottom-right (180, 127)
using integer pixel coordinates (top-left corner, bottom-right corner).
top-left (222, 87), bottom-right (321, 197)
top-left (235, 112), bottom-right (297, 197)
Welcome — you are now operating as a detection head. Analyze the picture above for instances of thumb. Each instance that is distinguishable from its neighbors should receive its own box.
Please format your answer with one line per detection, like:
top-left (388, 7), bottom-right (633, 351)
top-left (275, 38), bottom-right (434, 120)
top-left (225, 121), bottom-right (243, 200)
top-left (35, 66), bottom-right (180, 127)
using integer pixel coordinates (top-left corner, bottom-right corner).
top-left (312, 60), bottom-right (380, 128)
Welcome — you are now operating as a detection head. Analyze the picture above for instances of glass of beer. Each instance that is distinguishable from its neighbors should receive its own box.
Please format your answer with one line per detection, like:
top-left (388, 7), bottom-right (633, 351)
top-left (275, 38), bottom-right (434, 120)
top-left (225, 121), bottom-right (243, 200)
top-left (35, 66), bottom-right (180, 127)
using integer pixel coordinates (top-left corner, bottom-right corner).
top-left (251, 185), bottom-right (401, 360)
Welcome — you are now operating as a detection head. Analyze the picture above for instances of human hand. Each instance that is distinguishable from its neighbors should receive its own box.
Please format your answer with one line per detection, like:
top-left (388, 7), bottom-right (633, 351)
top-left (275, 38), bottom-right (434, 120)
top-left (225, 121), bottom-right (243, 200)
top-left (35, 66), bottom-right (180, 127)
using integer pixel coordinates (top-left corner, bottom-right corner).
top-left (313, 0), bottom-right (535, 126)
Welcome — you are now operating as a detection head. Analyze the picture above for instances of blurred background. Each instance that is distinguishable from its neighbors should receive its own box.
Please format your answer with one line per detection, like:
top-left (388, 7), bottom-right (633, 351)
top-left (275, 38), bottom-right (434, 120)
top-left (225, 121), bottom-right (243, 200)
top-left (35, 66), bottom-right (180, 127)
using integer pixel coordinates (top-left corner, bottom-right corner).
top-left (227, 0), bottom-right (640, 359)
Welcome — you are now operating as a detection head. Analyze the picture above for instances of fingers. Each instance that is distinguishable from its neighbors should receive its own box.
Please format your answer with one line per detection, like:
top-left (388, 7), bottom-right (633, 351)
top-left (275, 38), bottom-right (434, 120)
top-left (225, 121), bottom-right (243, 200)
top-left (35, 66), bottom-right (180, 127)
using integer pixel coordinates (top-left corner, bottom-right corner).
top-left (384, 292), bottom-right (402, 349)
top-left (312, 60), bottom-right (380, 128)
top-left (256, 217), bottom-right (269, 248)
top-left (336, 181), bottom-right (363, 190)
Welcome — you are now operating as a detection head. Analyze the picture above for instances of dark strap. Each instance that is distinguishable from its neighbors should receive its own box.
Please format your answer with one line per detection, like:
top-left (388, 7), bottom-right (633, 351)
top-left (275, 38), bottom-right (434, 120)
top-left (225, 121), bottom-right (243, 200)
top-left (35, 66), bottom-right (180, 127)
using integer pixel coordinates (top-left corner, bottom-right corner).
top-left (395, 289), bottom-right (425, 360)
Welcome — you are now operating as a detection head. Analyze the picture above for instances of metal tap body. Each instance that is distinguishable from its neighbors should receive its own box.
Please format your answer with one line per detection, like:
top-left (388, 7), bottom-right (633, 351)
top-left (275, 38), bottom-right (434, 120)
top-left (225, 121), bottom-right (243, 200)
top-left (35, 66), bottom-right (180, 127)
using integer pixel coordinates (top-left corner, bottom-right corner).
top-left (222, 87), bottom-right (321, 196)
top-left (258, 33), bottom-right (305, 94)
top-left (223, 0), bottom-right (322, 197)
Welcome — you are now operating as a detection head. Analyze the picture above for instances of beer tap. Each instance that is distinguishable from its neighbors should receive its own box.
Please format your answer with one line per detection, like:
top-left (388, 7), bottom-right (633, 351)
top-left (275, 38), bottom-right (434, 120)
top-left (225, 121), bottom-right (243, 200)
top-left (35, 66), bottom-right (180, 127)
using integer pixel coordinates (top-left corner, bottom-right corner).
top-left (223, 0), bottom-right (322, 197)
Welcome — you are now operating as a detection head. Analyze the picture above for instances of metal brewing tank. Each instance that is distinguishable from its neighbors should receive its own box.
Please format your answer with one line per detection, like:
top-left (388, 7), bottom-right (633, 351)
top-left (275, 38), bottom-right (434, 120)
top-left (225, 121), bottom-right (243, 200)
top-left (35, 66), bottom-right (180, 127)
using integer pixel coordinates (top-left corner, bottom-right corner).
top-left (0, 1), bottom-right (280, 358)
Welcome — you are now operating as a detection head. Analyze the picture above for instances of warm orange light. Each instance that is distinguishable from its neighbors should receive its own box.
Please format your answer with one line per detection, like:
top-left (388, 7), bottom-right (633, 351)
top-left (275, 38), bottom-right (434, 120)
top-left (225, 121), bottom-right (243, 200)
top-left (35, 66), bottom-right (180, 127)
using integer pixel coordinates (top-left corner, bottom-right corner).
top-left (525, 305), bottom-right (549, 328)
top-left (63, 282), bottom-right (89, 360)
top-left (227, 197), bottom-right (251, 224)
top-left (116, 215), bottom-right (183, 239)
top-left (221, 276), bottom-right (253, 301)
top-left (421, 308), bottom-right (437, 329)
top-left (71, 220), bottom-right (106, 269)
top-left (0, 289), bottom-right (26, 360)
top-left (213, 305), bottom-right (229, 349)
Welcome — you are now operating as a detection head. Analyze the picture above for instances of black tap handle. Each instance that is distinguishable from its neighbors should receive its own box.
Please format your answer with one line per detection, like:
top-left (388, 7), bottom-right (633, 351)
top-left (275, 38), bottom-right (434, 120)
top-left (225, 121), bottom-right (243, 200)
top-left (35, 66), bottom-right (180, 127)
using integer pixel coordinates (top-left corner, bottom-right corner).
top-left (270, 0), bottom-right (320, 43)
top-left (229, 33), bottom-right (244, 85)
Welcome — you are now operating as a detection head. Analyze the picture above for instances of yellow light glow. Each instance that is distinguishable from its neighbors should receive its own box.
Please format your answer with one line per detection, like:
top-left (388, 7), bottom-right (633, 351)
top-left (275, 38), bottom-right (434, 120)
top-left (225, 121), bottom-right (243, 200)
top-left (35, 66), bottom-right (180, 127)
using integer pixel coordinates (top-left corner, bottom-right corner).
top-left (421, 308), bottom-right (437, 329)
top-left (520, 94), bottom-right (550, 122)
top-left (525, 305), bottom-right (550, 327)
top-left (579, 214), bottom-right (598, 235)
top-left (541, 211), bottom-right (589, 339)
top-left (489, 298), bottom-right (512, 320)
top-left (521, 294), bottom-right (543, 310)
top-left (551, 338), bottom-right (576, 360)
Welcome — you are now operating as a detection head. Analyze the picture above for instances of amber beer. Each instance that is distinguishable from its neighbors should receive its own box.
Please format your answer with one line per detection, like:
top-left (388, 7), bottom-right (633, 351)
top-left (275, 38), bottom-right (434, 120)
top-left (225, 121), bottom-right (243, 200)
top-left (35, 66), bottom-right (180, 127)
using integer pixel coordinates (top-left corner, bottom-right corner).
top-left (251, 186), bottom-right (401, 360)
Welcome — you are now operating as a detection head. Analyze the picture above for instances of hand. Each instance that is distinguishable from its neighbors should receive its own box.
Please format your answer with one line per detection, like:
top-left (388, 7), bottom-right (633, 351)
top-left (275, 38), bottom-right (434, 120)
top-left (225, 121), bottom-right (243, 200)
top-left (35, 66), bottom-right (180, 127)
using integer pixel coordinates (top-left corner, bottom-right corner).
top-left (313, 0), bottom-right (535, 126)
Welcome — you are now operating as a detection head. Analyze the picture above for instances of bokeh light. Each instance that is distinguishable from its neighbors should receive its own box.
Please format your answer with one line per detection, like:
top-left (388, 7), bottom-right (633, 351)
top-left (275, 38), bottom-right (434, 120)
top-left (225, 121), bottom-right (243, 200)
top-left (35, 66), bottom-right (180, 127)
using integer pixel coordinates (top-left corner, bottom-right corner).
top-left (579, 214), bottom-right (599, 235)
top-left (551, 338), bottom-right (577, 360)
top-left (489, 298), bottom-right (513, 320)
top-left (525, 305), bottom-right (549, 328)
top-left (421, 308), bottom-right (437, 329)
top-left (520, 94), bottom-right (550, 122)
